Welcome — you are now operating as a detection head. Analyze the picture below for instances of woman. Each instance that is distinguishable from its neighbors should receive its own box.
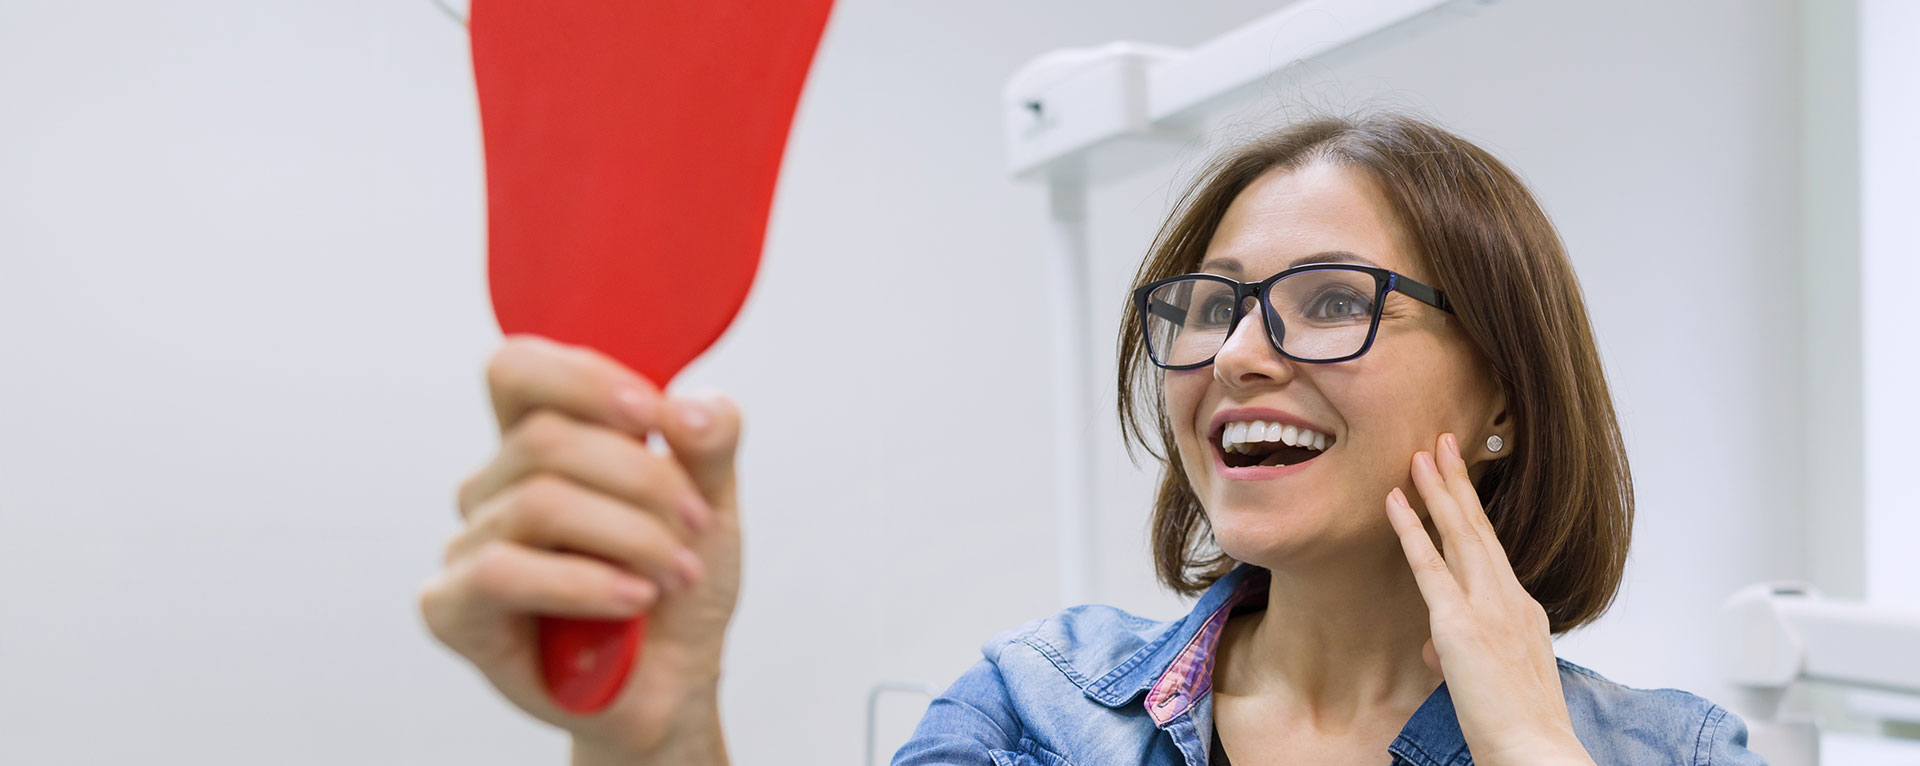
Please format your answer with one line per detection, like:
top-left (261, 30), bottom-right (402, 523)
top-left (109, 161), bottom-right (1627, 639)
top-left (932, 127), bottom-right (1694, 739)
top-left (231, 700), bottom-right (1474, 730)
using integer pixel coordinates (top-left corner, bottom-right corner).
top-left (419, 113), bottom-right (1765, 765)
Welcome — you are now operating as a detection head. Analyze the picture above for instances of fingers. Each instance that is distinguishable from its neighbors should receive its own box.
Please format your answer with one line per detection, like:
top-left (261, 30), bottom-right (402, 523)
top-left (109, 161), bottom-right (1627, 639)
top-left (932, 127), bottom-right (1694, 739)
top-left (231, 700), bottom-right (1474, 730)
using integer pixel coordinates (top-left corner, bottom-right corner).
top-left (1408, 440), bottom-right (1490, 586)
top-left (1385, 486), bottom-right (1462, 615)
top-left (425, 541), bottom-right (661, 628)
top-left (486, 334), bottom-right (663, 437)
top-left (655, 389), bottom-right (742, 512)
top-left (457, 407), bottom-right (713, 536)
top-left (1433, 432), bottom-right (1517, 579)
top-left (449, 475), bottom-right (707, 595)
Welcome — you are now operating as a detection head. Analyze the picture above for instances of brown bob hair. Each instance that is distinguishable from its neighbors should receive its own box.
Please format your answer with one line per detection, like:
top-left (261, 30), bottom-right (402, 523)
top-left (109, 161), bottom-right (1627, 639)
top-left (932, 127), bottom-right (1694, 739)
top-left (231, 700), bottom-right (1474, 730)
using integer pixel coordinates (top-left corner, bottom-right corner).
top-left (1115, 112), bottom-right (1633, 634)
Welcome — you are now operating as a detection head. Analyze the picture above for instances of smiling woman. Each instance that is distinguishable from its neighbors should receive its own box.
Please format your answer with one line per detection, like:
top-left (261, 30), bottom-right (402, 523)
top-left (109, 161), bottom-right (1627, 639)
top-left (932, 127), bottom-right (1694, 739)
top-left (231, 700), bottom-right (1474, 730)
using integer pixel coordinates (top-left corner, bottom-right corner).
top-left (1118, 115), bottom-right (1629, 628)
top-left (1110, 114), bottom-right (1642, 764)
top-left (885, 112), bottom-right (1767, 765)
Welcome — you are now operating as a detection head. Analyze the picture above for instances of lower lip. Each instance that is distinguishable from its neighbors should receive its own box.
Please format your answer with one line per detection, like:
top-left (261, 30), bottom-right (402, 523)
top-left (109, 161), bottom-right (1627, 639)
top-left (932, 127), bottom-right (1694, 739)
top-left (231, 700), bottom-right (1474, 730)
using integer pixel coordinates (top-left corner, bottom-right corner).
top-left (1212, 443), bottom-right (1324, 480)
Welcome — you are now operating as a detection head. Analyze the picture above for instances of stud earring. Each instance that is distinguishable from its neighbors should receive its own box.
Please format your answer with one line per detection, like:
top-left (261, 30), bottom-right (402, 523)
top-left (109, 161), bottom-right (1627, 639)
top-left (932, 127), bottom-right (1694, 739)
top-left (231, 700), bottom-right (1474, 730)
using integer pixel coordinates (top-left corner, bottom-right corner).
top-left (1486, 434), bottom-right (1504, 453)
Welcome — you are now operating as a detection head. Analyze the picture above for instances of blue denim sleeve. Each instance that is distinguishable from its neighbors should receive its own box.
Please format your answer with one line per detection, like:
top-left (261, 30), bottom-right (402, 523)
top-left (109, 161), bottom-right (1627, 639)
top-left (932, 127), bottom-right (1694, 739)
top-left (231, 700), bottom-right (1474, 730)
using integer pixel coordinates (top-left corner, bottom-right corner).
top-left (1698, 704), bottom-right (1768, 765)
top-left (889, 657), bottom-right (1022, 765)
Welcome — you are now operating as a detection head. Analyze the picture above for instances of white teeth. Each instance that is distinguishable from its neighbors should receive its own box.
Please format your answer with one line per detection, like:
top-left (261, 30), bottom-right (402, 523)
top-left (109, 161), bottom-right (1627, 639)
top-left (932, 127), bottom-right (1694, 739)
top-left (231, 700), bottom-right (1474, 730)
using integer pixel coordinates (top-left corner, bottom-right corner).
top-left (1218, 418), bottom-right (1333, 454)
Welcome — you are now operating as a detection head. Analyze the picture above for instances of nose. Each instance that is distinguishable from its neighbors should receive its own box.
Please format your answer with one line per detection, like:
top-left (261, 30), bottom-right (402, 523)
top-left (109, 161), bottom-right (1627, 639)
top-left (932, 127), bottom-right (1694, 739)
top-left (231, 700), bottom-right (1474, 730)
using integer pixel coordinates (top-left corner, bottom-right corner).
top-left (1212, 295), bottom-right (1298, 388)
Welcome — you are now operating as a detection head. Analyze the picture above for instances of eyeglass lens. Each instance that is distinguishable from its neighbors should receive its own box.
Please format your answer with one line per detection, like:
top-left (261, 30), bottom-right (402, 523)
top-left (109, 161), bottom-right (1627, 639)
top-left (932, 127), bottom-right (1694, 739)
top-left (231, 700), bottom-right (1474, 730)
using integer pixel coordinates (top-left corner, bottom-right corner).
top-left (1143, 270), bottom-right (1378, 366)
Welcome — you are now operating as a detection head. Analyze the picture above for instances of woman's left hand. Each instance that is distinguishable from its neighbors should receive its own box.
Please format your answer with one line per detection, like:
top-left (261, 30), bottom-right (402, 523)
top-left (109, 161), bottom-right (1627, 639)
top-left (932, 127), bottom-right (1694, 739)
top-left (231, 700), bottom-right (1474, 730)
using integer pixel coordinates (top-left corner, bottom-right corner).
top-left (1383, 432), bottom-right (1596, 766)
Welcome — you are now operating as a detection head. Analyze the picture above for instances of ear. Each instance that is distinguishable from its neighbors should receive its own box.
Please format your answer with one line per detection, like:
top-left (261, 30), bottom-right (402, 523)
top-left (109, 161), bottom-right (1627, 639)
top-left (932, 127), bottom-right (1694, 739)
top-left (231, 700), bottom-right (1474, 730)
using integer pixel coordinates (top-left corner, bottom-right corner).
top-left (1471, 382), bottom-right (1511, 467)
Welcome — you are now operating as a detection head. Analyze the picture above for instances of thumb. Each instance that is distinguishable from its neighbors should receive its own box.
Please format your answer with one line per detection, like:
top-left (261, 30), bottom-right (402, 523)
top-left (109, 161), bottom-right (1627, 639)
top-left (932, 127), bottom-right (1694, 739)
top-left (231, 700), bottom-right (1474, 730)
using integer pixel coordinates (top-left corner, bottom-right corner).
top-left (660, 387), bottom-right (741, 510)
top-left (1422, 638), bottom-right (1442, 675)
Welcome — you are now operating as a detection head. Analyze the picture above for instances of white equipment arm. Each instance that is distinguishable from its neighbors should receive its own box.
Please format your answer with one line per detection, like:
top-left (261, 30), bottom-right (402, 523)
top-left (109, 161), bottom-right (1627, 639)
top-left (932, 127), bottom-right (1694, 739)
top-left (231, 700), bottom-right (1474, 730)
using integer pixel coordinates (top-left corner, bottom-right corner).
top-left (1722, 583), bottom-right (1920, 766)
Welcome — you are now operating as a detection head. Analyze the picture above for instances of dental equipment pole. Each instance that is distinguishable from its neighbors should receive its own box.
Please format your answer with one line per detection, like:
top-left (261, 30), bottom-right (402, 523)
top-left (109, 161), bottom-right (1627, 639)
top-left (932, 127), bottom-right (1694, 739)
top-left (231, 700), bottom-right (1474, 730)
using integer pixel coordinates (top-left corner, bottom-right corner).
top-left (1721, 584), bottom-right (1920, 766)
top-left (1045, 180), bottom-right (1097, 605)
top-left (1001, 0), bottom-right (1457, 607)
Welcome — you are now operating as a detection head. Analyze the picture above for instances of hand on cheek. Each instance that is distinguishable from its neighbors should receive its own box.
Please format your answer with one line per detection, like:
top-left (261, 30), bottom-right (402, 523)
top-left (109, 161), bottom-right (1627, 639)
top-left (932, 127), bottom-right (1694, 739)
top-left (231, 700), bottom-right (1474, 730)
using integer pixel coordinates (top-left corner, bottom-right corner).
top-left (1382, 433), bottom-right (1596, 766)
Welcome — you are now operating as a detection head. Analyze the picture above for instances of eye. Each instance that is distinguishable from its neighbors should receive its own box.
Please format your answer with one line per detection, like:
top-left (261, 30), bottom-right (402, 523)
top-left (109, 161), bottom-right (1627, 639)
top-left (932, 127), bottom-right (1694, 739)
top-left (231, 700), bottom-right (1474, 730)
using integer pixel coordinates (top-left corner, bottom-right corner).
top-left (1305, 288), bottom-right (1372, 321)
top-left (1199, 295), bottom-right (1237, 327)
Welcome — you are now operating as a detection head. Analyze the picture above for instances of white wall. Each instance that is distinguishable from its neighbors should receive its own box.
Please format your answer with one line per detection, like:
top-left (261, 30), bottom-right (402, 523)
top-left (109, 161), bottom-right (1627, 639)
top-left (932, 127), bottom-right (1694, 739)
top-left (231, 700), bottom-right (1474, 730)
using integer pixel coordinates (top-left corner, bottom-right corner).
top-left (1799, 0), bottom-right (1866, 606)
top-left (0, 1), bottom-right (1827, 765)
top-left (1859, 0), bottom-right (1920, 616)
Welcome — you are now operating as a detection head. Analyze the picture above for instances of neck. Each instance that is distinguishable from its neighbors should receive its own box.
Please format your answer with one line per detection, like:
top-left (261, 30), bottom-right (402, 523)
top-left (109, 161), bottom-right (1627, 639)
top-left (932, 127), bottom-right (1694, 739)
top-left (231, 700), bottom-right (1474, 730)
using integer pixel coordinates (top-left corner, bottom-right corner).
top-left (1220, 541), bottom-right (1443, 722)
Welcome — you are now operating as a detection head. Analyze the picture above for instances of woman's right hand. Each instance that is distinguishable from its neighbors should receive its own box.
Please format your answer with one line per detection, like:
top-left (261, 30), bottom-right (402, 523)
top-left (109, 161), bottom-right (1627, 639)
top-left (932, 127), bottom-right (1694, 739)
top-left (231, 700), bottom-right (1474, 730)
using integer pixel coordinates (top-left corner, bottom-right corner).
top-left (418, 334), bottom-right (744, 759)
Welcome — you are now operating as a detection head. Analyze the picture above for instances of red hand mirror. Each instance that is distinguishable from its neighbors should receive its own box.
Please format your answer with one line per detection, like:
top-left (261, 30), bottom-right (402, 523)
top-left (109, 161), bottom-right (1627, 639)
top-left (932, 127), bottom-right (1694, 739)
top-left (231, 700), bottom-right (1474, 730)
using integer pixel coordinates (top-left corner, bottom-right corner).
top-left (470, 0), bottom-right (833, 714)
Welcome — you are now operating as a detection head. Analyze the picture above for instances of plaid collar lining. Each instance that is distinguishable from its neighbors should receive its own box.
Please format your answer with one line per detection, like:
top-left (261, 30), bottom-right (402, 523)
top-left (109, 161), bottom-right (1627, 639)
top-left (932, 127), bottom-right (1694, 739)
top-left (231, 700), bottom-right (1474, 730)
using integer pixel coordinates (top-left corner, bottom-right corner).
top-left (1143, 567), bottom-right (1270, 725)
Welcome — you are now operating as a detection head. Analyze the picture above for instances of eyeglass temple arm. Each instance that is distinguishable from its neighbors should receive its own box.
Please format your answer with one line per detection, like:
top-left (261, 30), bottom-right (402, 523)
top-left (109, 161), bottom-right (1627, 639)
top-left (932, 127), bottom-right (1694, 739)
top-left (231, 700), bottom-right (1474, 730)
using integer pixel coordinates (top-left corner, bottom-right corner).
top-left (1147, 298), bottom-right (1187, 324)
top-left (1388, 273), bottom-right (1453, 314)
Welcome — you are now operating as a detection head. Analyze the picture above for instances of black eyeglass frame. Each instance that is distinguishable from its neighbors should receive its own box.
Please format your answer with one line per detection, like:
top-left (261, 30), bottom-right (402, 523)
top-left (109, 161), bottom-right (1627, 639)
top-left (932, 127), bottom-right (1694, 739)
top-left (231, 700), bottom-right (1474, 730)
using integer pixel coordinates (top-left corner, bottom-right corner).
top-left (1132, 264), bottom-right (1455, 369)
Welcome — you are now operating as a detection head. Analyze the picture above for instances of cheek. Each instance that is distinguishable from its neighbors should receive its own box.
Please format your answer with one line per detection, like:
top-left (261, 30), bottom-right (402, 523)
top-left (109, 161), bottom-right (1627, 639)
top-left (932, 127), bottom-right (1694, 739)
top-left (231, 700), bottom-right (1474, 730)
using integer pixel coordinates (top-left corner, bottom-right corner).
top-left (1162, 372), bottom-right (1211, 467)
top-left (1308, 366), bottom-right (1416, 495)
top-left (1337, 349), bottom-right (1479, 462)
top-left (1164, 372), bottom-right (1205, 428)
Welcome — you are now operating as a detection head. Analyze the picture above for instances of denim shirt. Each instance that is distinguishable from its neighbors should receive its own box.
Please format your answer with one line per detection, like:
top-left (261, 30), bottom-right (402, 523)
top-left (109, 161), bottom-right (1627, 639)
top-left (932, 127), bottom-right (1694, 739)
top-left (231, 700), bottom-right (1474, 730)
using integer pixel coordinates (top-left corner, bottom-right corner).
top-left (892, 563), bottom-right (1765, 765)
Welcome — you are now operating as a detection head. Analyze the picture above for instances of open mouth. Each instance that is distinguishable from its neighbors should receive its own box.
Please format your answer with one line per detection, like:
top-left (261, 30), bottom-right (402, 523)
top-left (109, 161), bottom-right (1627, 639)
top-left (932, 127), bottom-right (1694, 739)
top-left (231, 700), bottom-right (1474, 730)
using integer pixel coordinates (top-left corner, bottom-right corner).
top-left (1211, 421), bottom-right (1334, 469)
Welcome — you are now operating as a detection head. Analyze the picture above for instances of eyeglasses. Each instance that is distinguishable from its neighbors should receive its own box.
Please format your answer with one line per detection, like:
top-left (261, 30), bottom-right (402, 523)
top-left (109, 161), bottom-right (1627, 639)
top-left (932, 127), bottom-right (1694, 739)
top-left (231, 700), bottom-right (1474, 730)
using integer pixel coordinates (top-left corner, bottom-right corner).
top-left (1133, 264), bottom-right (1453, 369)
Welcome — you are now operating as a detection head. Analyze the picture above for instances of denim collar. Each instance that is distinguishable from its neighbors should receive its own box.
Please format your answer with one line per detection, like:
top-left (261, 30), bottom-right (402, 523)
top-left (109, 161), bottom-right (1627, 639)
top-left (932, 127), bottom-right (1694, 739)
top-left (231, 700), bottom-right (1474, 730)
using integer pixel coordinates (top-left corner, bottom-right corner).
top-left (1072, 562), bottom-right (1473, 766)
top-left (1075, 562), bottom-right (1260, 708)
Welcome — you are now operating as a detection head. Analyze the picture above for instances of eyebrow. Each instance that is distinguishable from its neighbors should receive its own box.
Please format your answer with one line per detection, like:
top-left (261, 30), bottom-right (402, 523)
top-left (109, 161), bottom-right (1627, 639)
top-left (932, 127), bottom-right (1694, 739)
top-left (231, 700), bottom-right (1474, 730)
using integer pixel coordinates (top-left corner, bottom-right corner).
top-left (1198, 251), bottom-right (1377, 274)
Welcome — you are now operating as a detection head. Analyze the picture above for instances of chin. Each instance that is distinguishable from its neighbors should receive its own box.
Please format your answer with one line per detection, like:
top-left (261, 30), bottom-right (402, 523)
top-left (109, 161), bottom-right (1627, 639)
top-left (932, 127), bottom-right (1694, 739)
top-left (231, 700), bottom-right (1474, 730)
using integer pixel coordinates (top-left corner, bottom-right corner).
top-left (1208, 512), bottom-right (1325, 565)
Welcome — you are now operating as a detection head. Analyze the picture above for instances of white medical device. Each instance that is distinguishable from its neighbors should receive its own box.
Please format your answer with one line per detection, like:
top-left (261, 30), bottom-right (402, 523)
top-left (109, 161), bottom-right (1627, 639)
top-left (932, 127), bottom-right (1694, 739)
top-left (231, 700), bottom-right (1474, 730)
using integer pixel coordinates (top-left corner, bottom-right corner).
top-left (1722, 583), bottom-right (1920, 765)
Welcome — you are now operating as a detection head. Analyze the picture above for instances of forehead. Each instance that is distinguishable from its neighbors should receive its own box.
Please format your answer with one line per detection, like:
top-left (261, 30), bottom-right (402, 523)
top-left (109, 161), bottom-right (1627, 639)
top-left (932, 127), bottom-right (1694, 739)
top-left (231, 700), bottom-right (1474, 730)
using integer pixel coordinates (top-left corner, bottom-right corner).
top-left (1198, 162), bottom-right (1422, 281)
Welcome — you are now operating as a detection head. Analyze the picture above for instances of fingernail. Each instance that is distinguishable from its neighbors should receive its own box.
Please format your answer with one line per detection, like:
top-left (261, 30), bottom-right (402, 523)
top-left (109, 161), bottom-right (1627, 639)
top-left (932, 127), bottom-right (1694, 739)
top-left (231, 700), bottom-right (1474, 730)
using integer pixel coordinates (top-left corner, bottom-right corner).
top-left (614, 577), bottom-right (658, 610)
top-left (1388, 487), bottom-right (1407, 507)
top-left (617, 389), bottom-right (657, 430)
top-left (1442, 433), bottom-right (1458, 458)
top-left (676, 397), bottom-right (712, 433)
top-left (674, 549), bottom-right (706, 589)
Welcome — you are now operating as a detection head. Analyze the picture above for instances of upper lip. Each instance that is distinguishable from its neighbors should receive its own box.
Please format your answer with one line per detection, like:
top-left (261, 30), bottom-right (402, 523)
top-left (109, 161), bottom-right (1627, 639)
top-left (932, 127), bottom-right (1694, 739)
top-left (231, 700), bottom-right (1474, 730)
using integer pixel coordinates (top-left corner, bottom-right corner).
top-left (1208, 407), bottom-right (1333, 443)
